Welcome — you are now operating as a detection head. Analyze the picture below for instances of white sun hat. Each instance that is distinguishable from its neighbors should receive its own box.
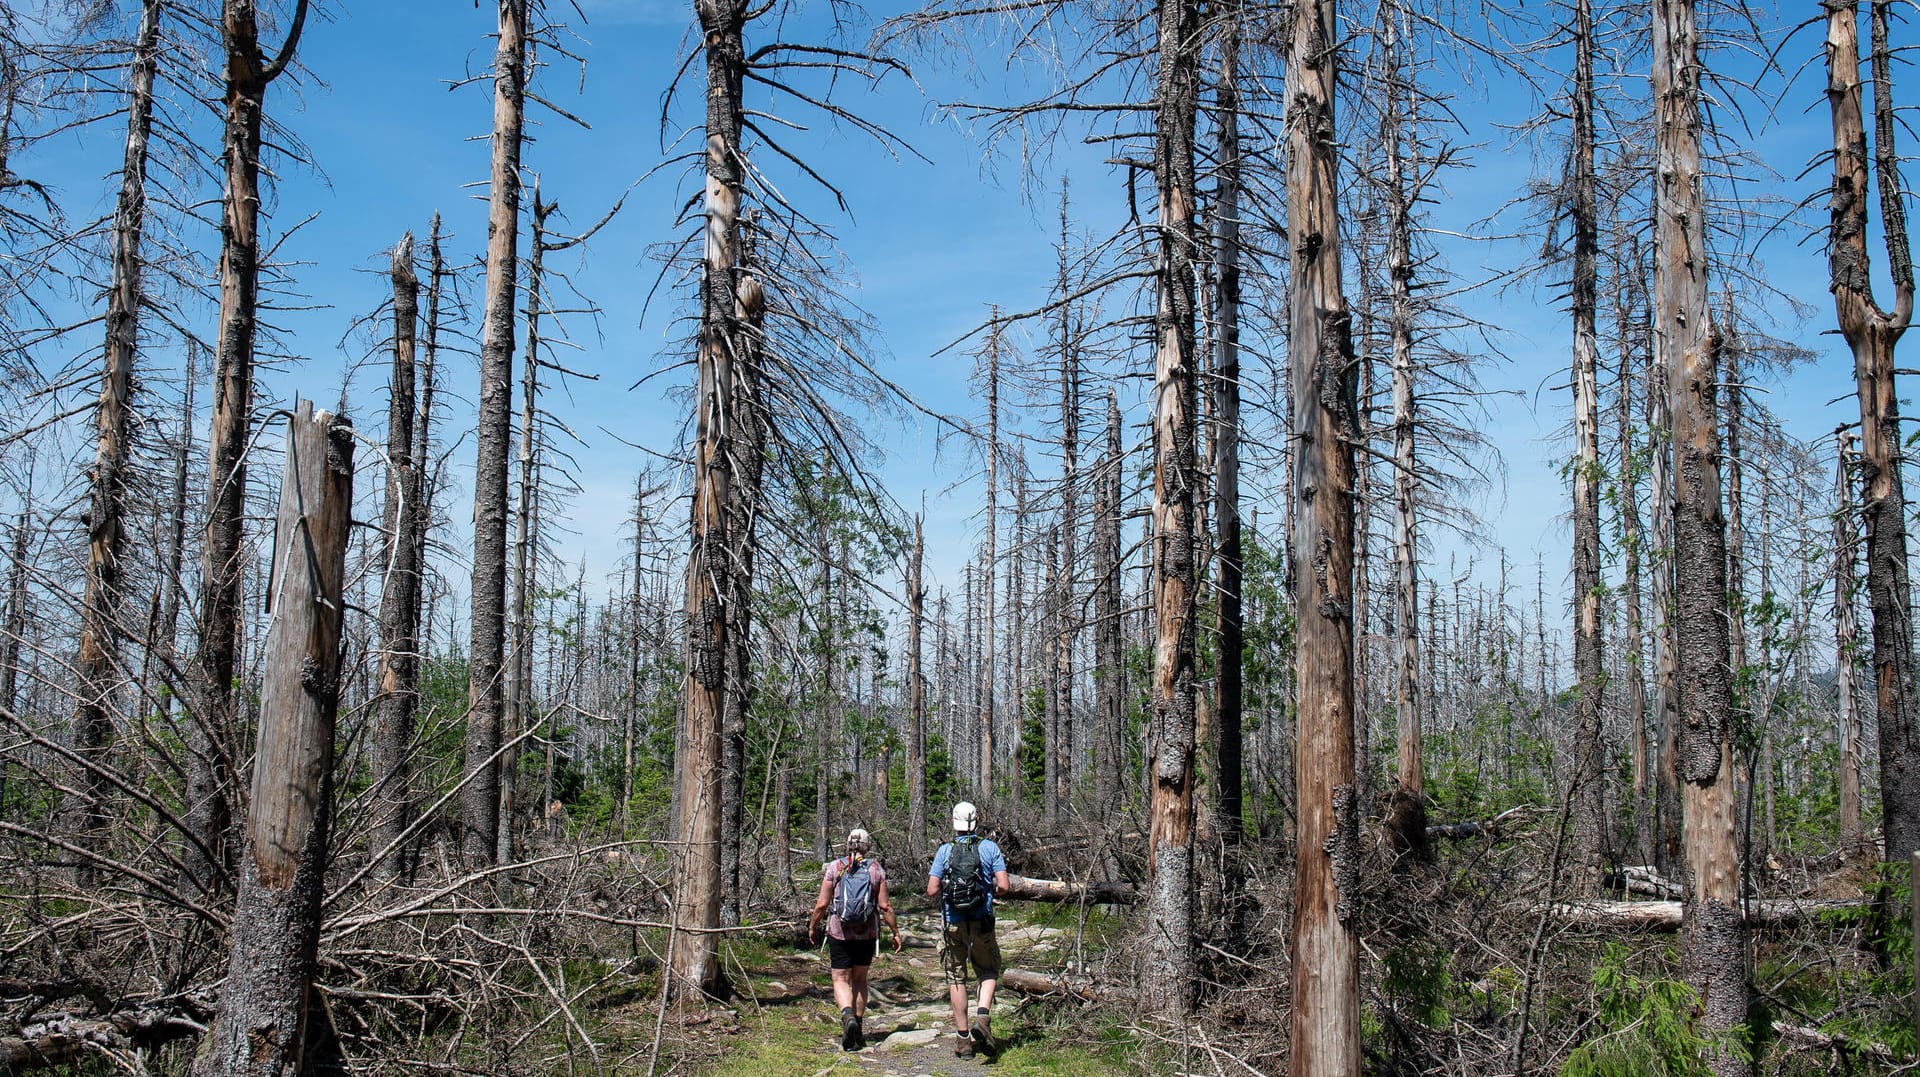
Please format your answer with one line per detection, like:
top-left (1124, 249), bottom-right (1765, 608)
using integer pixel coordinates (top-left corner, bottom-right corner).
top-left (951, 801), bottom-right (978, 832)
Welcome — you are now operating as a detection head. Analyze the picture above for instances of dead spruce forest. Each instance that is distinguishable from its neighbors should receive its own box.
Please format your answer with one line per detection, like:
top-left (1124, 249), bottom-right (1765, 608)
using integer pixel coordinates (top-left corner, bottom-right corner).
top-left (0, 0), bottom-right (1916, 1073)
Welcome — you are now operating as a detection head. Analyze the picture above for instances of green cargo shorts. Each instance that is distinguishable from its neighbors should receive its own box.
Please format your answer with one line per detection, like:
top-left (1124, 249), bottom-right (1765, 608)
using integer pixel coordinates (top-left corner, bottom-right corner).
top-left (941, 917), bottom-right (1003, 985)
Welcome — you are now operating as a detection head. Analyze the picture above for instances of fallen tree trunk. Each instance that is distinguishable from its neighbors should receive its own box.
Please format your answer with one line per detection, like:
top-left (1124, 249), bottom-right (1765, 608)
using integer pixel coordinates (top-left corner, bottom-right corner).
top-left (998, 967), bottom-right (1102, 1002)
top-left (1548, 899), bottom-right (1863, 930)
top-left (1, 1006), bottom-right (205, 1071)
top-left (1002, 875), bottom-right (1138, 905)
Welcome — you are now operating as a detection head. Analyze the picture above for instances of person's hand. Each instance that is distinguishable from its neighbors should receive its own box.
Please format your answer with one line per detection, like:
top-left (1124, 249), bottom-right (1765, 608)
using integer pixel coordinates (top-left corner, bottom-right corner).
top-left (892, 929), bottom-right (903, 953)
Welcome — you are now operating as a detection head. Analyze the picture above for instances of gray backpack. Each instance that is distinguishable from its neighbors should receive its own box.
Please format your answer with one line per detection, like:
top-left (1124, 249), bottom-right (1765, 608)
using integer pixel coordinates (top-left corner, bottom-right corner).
top-left (832, 857), bottom-right (877, 929)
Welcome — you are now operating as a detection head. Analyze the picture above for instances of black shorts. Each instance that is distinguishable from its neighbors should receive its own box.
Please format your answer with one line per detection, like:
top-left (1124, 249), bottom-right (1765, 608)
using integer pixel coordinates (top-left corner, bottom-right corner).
top-left (827, 935), bottom-right (878, 970)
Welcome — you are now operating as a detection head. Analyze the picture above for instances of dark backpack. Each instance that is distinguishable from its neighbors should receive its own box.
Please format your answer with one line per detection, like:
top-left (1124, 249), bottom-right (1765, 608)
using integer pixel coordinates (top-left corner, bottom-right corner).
top-left (943, 836), bottom-right (988, 916)
top-left (831, 857), bottom-right (877, 930)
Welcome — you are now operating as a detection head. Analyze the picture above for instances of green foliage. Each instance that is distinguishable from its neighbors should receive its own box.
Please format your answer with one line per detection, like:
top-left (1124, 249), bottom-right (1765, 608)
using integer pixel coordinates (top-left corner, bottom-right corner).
top-left (1561, 944), bottom-right (1750, 1077)
top-left (1016, 685), bottom-right (1046, 802)
top-left (1385, 940), bottom-right (1454, 1027)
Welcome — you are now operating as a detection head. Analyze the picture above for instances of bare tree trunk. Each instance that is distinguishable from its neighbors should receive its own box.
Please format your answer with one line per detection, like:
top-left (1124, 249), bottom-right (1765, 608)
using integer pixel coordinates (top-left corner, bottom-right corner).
top-left (1648, 299), bottom-right (1684, 874)
top-left (1835, 430), bottom-right (1864, 844)
top-left (499, 186), bottom-right (552, 866)
top-left (372, 233), bottom-right (421, 880)
top-left (1287, 0), bottom-right (1363, 1062)
top-left (463, 0), bottom-right (527, 866)
top-left (1144, 0), bottom-right (1200, 1018)
top-left (1826, 0), bottom-right (1920, 863)
top-left (908, 512), bottom-right (927, 864)
top-left (0, 507), bottom-right (28, 814)
top-left (1383, 20), bottom-right (1428, 863)
top-left (981, 324), bottom-right (999, 796)
top-left (1656, 0), bottom-right (1749, 1055)
top-left (189, 0), bottom-right (310, 892)
top-left (68, 0), bottom-right (164, 866)
top-left (721, 235), bottom-right (765, 926)
top-left (1051, 210), bottom-right (1079, 823)
top-left (190, 403), bottom-right (351, 1077)
top-left (1615, 230), bottom-right (1651, 866)
top-left (1568, 0), bottom-right (1608, 893)
top-left (1213, 11), bottom-right (1245, 850)
top-left (1094, 391), bottom-right (1124, 820)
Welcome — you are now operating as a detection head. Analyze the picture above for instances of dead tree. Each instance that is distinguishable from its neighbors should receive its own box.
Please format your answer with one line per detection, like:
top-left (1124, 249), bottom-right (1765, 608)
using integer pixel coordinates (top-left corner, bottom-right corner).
top-left (1834, 429), bottom-right (1863, 844)
top-left (1143, 0), bottom-right (1201, 1019)
top-left (1287, 0), bottom-right (1363, 1064)
top-left (1566, 0), bottom-right (1608, 891)
top-left (1211, 6), bottom-right (1246, 851)
top-left (189, 403), bottom-right (352, 1077)
top-left (463, 0), bottom-right (528, 867)
top-left (1093, 390), bottom-right (1125, 819)
top-left (372, 233), bottom-right (422, 880)
top-left (67, 0), bottom-right (163, 867)
top-left (1655, 0), bottom-right (1749, 1059)
top-left (907, 511), bottom-right (927, 863)
top-left (1823, 0), bottom-right (1919, 863)
top-left (188, 0), bottom-right (310, 891)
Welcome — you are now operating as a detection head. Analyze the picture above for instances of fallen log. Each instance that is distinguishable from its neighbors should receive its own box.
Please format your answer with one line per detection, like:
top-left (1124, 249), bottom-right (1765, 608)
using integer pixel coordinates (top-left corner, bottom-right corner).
top-left (1427, 804), bottom-right (1543, 841)
top-left (0, 1006), bottom-right (204, 1071)
top-left (1002, 875), bottom-right (1139, 905)
top-left (998, 968), bottom-right (1102, 1002)
top-left (1548, 899), bottom-right (1865, 931)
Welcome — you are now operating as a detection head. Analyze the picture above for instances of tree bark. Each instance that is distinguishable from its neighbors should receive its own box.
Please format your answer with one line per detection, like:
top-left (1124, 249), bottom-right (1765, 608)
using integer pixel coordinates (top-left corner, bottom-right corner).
top-left (1825, 0), bottom-right (1920, 863)
top-left (1568, 0), bottom-right (1608, 892)
top-left (1834, 430), bottom-right (1864, 844)
top-left (1656, 0), bottom-right (1749, 1057)
top-left (372, 233), bottom-right (421, 880)
top-left (189, 0), bottom-right (309, 893)
top-left (190, 402), bottom-right (352, 1077)
top-left (1287, 0), bottom-right (1363, 1063)
top-left (1094, 391), bottom-right (1124, 820)
top-left (1144, 0), bottom-right (1200, 1018)
top-left (1212, 13), bottom-right (1245, 850)
top-left (463, 0), bottom-right (527, 866)
top-left (907, 513), bottom-right (927, 864)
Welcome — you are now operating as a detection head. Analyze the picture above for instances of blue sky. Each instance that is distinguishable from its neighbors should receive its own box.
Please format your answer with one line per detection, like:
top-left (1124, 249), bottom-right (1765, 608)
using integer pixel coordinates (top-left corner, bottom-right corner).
top-left (7, 0), bottom-right (1895, 656)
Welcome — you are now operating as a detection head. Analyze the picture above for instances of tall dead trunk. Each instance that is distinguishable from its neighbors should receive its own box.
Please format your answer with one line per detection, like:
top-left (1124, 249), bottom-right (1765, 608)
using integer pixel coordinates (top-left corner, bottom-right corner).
top-left (1383, 21), bottom-right (1428, 863)
top-left (981, 322), bottom-right (1000, 795)
top-left (1656, 0), bottom-right (1749, 1056)
top-left (1648, 296), bottom-right (1684, 874)
top-left (463, 0), bottom-right (527, 866)
top-left (499, 186), bottom-right (551, 866)
top-left (68, 0), bottom-right (164, 864)
top-left (1213, 10), bottom-right (1246, 850)
top-left (1094, 391), bottom-right (1124, 819)
top-left (372, 233), bottom-right (421, 880)
top-left (1614, 229), bottom-right (1651, 866)
top-left (721, 235), bottom-right (764, 928)
top-left (0, 507), bottom-right (27, 813)
top-left (1144, 0), bottom-right (1201, 1018)
top-left (1825, 0), bottom-right (1920, 863)
top-left (907, 512), bottom-right (927, 863)
top-left (1287, 0), bottom-right (1363, 1062)
top-left (1051, 206), bottom-right (1079, 823)
top-left (1568, 0), bottom-right (1609, 892)
top-left (189, 403), bottom-right (351, 1077)
top-left (1834, 430), bottom-right (1864, 844)
top-left (189, 0), bottom-right (310, 892)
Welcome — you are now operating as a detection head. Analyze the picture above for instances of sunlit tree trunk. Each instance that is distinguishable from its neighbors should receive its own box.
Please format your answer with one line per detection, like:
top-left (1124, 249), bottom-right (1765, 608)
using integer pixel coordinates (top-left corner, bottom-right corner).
top-left (1144, 0), bottom-right (1200, 1018)
top-left (190, 0), bottom-right (310, 891)
top-left (1655, 0), bottom-right (1749, 1057)
top-left (463, 0), bottom-right (527, 866)
top-left (68, 0), bottom-right (163, 867)
top-left (1825, 0), bottom-right (1919, 862)
top-left (1094, 391), bottom-right (1124, 819)
top-left (1834, 430), bottom-right (1864, 843)
top-left (1287, 0), bottom-right (1363, 1062)
top-left (372, 233), bottom-right (421, 879)
top-left (907, 512), bottom-right (927, 864)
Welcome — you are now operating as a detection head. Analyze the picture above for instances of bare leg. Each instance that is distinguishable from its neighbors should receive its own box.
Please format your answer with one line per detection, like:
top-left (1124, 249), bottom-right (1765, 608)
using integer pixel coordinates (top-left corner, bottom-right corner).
top-left (949, 982), bottom-right (969, 1033)
top-left (978, 977), bottom-right (997, 1012)
top-left (850, 965), bottom-right (871, 1018)
top-left (831, 967), bottom-right (854, 1013)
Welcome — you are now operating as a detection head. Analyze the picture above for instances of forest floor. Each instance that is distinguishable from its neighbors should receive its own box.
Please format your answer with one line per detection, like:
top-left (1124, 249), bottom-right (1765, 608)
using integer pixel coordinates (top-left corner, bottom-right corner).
top-left (663, 907), bottom-right (1136, 1076)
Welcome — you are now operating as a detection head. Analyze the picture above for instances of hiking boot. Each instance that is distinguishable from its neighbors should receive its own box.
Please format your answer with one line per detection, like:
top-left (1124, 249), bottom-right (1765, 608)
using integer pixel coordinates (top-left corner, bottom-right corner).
top-left (954, 1031), bottom-right (974, 1058)
top-left (970, 1011), bottom-right (995, 1057)
top-left (841, 1012), bottom-right (862, 1051)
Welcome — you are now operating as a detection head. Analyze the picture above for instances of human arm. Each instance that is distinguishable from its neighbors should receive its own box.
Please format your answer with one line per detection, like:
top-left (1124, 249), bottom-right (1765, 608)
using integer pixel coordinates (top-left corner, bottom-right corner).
top-left (877, 877), bottom-right (902, 952)
top-left (926, 843), bottom-right (947, 898)
top-left (993, 869), bottom-right (1010, 897)
top-left (807, 868), bottom-right (834, 943)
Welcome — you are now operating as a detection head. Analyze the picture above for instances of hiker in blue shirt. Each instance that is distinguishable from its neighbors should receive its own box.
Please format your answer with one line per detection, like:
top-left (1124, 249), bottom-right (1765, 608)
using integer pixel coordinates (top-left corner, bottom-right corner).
top-left (927, 801), bottom-right (1009, 1059)
top-left (808, 828), bottom-right (899, 1051)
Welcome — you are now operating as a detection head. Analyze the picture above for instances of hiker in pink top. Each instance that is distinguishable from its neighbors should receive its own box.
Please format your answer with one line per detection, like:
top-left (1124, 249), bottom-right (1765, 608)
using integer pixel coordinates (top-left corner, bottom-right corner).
top-left (808, 828), bottom-right (900, 1050)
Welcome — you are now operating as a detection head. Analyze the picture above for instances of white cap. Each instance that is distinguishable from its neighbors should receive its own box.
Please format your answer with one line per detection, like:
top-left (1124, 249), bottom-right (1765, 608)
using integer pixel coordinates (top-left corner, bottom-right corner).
top-left (847, 828), bottom-right (872, 852)
top-left (951, 801), bottom-right (977, 832)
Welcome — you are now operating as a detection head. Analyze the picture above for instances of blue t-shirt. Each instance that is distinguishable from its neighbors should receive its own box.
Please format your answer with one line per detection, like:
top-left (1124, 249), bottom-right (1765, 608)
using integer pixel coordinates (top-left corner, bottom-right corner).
top-left (929, 836), bottom-right (1006, 923)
